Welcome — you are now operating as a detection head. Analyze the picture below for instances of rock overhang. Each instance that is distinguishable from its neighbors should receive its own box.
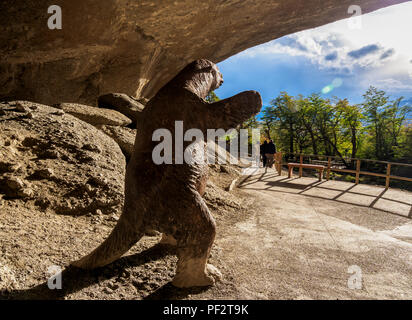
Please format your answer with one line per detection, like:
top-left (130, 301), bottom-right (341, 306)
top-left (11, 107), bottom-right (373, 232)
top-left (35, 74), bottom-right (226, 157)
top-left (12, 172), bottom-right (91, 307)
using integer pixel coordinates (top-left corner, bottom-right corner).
top-left (0, 0), bottom-right (407, 105)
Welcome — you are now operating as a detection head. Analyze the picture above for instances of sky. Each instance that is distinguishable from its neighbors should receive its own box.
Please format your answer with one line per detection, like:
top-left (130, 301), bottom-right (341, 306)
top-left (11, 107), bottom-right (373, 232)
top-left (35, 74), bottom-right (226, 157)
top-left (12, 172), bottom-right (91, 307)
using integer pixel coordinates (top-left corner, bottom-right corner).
top-left (215, 2), bottom-right (412, 109)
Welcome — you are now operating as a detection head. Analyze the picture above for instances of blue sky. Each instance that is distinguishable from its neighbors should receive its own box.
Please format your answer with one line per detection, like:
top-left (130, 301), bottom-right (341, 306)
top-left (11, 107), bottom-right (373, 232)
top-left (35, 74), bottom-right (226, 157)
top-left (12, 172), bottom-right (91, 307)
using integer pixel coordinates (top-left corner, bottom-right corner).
top-left (215, 2), bottom-right (412, 108)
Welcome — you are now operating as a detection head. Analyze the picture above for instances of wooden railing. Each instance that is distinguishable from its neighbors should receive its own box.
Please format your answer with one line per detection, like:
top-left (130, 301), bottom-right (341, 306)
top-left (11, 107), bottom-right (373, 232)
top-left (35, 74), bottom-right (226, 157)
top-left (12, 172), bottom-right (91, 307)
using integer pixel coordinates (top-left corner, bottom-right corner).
top-left (282, 153), bottom-right (412, 189)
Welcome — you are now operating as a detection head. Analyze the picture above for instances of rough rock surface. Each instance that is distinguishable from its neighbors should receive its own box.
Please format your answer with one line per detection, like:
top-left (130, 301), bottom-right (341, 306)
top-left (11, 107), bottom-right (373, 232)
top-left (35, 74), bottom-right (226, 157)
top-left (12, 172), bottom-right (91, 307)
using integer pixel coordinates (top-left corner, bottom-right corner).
top-left (0, 101), bottom-right (125, 216)
top-left (54, 103), bottom-right (132, 127)
top-left (0, 161), bottom-right (248, 299)
top-left (98, 93), bottom-right (144, 127)
top-left (97, 125), bottom-right (136, 161)
top-left (0, 1), bottom-right (406, 104)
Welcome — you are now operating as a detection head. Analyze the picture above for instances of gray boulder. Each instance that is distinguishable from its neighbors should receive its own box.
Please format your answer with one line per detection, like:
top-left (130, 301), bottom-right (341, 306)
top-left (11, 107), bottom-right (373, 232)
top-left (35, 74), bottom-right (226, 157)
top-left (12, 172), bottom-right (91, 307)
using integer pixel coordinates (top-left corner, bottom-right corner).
top-left (97, 125), bottom-right (136, 162)
top-left (98, 93), bottom-right (144, 127)
top-left (0, 101), bottom-right (126, 216)
top-left (54, 102), bottom-right (132, 127)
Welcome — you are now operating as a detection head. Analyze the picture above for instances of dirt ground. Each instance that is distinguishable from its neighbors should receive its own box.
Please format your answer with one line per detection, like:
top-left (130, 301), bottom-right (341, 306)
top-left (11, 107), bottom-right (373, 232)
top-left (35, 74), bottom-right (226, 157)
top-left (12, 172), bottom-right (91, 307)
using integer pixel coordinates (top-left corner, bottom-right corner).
top-left (1, 166), bottom-right (412, 300)
top-left (0, 164), bottom-right (251, 300)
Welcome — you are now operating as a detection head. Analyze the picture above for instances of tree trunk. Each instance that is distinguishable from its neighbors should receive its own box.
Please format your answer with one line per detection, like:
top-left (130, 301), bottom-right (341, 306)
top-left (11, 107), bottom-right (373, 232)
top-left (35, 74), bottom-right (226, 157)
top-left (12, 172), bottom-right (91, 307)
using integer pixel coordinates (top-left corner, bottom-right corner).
top-left (265, 123), bottom-right (271, 140)
top-left (351, 128), bottom-right (357, 159)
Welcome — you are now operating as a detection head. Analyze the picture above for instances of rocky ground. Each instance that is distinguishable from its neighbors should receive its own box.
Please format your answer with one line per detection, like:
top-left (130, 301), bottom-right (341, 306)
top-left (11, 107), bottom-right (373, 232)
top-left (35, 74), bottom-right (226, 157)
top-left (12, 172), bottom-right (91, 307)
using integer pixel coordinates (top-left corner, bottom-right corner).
top-left (0, 164), bottom-right (249, 300)
top-left (0, 100), bottom-right (252, 299)
top-left (0, 101), bottom-right (126, 217)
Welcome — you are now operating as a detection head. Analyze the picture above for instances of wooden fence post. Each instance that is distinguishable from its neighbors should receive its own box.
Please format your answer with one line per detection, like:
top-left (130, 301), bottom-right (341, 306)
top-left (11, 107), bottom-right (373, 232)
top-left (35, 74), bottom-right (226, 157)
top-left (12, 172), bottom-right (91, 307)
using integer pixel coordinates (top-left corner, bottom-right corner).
top-left (355, 159), bottom-right (360, 184)
top-left (280, 153), bottom-right (411, 187)
top-left (278, 152), bottom-right (282, 176)
top-left (385, 163), bottom-right (391, 189)
top-left (326, 157), bottom-right (331, 180)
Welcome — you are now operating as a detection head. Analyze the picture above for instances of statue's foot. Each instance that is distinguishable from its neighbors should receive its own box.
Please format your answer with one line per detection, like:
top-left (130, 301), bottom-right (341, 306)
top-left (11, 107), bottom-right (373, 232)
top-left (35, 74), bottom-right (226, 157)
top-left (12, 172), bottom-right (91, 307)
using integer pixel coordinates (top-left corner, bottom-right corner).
top-left (172, 258), bottom-right (222, 288)
top-left (206, 263), bottom-right (223, 281)
top-left (159, 233), bottom-right (177, 246)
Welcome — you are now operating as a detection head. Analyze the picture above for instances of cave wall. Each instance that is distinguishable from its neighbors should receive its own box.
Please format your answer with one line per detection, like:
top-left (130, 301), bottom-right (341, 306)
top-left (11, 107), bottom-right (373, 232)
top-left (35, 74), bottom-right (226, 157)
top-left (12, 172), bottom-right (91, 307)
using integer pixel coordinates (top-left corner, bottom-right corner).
top-left (0, 0), bottom-right (407, 105)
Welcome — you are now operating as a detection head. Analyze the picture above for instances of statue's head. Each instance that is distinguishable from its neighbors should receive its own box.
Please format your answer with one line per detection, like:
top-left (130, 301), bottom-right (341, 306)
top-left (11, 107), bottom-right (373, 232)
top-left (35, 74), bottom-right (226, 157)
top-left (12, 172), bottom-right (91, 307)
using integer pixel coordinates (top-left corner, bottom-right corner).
top-left (172, 59), bottom-right (224, 99)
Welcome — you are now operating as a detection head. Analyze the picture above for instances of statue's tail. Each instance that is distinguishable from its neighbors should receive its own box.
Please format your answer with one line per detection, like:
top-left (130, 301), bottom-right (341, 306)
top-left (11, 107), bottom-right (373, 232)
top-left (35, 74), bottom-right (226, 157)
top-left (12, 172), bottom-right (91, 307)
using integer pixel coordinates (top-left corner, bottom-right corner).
top-left (71, 216), bottom-right (143, 269)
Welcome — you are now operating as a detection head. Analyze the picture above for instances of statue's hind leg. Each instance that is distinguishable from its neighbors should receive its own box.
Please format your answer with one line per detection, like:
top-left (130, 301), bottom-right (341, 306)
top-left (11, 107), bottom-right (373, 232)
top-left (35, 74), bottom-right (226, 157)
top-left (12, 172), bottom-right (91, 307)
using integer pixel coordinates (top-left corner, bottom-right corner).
top-left (170, 193), bottom-right (222, 288)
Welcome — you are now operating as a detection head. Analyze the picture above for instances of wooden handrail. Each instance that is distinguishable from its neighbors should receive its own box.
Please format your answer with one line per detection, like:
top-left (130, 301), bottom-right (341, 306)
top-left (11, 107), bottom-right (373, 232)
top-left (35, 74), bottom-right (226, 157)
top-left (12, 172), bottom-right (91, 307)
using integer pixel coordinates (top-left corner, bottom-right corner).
top-left (285, 153), bottom-right (412, 168)
top-left (355, 159), bottom-right (361, 185)
top-left (283, 152), bottom-right (412, 189)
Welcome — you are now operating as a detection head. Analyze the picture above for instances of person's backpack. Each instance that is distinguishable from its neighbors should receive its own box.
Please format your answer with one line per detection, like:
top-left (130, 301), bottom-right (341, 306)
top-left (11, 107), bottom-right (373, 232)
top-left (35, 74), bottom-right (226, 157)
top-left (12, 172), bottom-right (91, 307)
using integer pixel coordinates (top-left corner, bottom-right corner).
top-left (267, 142), bottom-right (276, 154)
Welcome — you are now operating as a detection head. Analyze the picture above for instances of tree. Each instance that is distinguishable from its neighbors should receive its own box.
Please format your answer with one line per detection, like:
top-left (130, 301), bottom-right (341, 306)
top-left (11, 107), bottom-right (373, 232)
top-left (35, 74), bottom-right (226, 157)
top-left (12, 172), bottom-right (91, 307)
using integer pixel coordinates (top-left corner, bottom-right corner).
top-left (398, 124), bottom-right (412, 162)
top-left (361, 86), bottom-right (411, 160)
top-left (361, 86), bottom-right (389, 160)
top-left (310, 94), bottom-right (349, 166)
top-left (336, 99), bottom-right (364, 159)
top-left (383, 97), bottom-right (411, 158)
top-left (296, 95), bottom-right (319, 154)
top-left (205, 91), bottom-right (220, 103)
top-left (270, 92), bottom-right (297, 154)
top-left (260, 88), bottom-right (409, 166)
top-left (261, 105), bottom-right (276, 140)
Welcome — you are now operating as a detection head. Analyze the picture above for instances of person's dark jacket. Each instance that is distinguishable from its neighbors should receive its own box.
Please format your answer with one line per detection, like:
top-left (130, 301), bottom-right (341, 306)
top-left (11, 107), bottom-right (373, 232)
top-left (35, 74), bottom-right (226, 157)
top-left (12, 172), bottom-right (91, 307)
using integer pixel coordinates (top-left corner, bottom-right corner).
top-left (266, 142), bottom-right (276, 154)
top-left (260, 142), bottom-right (268, 155)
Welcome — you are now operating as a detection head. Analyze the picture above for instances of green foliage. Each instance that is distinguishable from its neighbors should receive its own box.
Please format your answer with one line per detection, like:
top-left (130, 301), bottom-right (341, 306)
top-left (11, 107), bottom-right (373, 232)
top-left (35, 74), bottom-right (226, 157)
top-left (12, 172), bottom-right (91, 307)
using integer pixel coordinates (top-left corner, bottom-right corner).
top-left (361, 86), bottom-right (411, 160)
top-left (399, 125), bottom-right (412, 161)
top-left (262, 88), bottom-right (411, 164)
top-left (205, 91), bottom-right (220, 103)
top-left (206, 88), bottom-right (411, 164)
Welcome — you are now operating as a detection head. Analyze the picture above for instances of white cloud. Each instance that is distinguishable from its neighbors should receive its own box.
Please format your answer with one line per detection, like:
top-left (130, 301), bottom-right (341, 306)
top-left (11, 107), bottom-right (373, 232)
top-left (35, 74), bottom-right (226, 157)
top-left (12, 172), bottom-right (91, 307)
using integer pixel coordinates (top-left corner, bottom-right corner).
top-left (240, 32), bottom-right (395, 73)
top-left (238, 2), bottom-right (412, 76)
top-left (372, 79), bottom-right (412, 92)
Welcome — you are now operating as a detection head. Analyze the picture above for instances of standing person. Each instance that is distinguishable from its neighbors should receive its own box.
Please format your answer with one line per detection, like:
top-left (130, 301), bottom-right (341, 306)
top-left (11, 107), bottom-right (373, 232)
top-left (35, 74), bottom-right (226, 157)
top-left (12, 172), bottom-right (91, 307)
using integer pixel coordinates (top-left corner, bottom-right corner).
top-left (260, 140), bottom-right (268, 167)
top-left (268, 139), bottom-right (277, 153)
top-left (265, 139), bottom-right (277, 168)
